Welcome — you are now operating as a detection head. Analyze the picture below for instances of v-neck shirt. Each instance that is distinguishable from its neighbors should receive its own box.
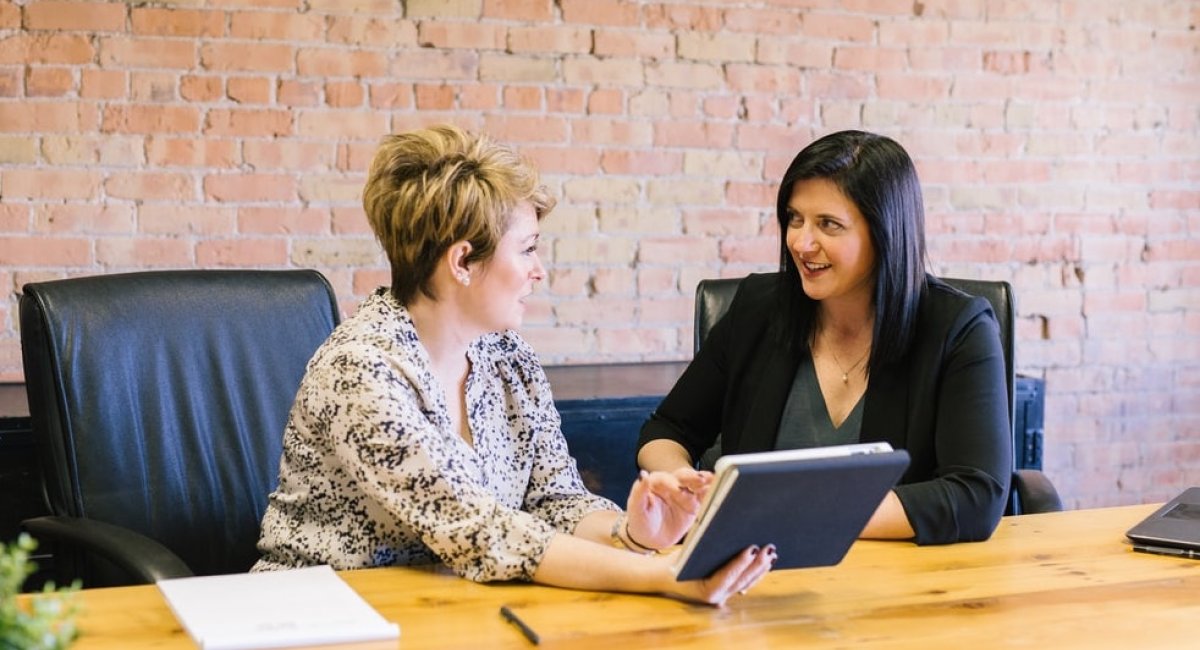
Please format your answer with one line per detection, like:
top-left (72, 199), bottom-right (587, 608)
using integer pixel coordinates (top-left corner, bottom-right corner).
top-left (775, 354), bottom-right (864, 450)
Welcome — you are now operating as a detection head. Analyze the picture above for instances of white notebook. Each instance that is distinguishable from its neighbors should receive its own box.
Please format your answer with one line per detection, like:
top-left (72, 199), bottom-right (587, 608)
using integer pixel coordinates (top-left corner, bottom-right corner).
top-left (157, 565), bottom-right (399, 650)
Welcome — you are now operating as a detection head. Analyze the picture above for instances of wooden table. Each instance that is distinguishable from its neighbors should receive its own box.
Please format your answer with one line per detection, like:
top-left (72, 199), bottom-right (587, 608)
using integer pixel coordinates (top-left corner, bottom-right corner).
top-left (26, 504), bottom-right (1195, 649)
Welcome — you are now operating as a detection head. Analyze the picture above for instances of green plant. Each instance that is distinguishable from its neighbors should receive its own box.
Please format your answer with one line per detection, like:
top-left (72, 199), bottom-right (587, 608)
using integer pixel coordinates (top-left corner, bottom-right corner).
top-left (0, 534), bottom-right (80, 650)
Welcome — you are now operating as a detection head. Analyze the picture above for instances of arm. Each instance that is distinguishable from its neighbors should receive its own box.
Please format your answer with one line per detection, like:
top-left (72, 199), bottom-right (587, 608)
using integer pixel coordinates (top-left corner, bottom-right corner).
top-left (893, 306), bottom-right (1012, 544)
top-left (532, 525), bottom-right (777, 606)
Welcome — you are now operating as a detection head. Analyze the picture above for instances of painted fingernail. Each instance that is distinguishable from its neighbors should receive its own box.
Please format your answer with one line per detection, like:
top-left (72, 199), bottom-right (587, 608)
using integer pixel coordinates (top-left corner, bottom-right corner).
top-left (750, 545), bottom-right (760, 556)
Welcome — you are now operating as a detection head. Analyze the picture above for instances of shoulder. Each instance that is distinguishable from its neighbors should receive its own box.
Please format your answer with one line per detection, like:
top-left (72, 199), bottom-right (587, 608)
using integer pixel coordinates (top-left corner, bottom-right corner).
top-left (918, 277), bottom-right (998, 340)
top-left (476, 330), bottom-right (547, 381)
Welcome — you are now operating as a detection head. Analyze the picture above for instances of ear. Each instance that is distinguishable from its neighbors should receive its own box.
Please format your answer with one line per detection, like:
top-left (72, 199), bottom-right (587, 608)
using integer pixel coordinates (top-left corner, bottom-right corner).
top-left (444, 240), bottom-right (474, 284)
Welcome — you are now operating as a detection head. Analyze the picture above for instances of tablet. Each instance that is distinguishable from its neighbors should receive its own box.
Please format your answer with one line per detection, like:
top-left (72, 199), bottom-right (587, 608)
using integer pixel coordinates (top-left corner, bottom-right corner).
top-left (673, 442), bottom-right (910, 581)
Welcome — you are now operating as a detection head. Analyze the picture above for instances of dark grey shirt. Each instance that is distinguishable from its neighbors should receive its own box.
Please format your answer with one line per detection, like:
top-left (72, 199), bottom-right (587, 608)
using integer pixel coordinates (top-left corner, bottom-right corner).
top-left (775, 354), bottom-right (863, 449)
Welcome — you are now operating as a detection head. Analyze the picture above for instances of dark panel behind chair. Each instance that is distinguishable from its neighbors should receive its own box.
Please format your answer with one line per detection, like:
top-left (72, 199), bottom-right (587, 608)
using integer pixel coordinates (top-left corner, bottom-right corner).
top-left (693, 275), bottom-right (1061, 516)
top-left (20, 270), bottom-right (340, 587)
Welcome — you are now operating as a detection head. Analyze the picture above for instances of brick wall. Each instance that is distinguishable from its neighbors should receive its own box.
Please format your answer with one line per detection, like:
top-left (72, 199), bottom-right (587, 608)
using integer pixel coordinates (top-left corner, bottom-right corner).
top-left (0, 0), bottom-right (1196, 509)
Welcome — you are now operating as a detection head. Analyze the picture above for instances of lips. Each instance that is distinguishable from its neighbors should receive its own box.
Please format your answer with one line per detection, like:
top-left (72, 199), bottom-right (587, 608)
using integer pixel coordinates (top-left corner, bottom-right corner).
top-left (802, 261), bottom-right (830, 271)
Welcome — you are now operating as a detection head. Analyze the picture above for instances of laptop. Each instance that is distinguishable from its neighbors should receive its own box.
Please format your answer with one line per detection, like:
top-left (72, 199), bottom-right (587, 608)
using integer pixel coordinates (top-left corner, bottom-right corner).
top-left (1125, 487), bottom-right (1200, 559)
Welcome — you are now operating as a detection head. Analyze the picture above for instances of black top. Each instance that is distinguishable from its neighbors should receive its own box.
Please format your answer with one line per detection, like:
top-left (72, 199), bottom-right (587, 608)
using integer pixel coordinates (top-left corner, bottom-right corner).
top-left (638, 272), bottom-right (1012, 545)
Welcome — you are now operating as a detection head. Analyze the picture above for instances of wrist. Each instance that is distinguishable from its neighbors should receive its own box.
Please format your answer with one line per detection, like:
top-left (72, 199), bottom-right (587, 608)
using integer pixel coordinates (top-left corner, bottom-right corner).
top-left (610, 513), bottom-right (655, 555)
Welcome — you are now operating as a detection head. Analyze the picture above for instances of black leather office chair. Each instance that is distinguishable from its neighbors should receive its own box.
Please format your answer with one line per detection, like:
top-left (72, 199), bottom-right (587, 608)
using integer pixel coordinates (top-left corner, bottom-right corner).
top-left (19, 270), bottom-right (340, 587)
top-left (694, 275), bottom-right (1062, 516)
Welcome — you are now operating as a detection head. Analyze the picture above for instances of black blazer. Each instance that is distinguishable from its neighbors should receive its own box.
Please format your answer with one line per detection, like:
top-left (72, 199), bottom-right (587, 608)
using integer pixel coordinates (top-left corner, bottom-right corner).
top-left (639, 273), bottom-right (1011, 544)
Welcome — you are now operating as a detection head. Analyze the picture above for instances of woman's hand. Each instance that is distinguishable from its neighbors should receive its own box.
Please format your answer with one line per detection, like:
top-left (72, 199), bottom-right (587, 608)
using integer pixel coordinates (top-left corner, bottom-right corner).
top-left (625, 468), bottom-right (714, 550)
top-left (659, 544), bottom-right (777, 606)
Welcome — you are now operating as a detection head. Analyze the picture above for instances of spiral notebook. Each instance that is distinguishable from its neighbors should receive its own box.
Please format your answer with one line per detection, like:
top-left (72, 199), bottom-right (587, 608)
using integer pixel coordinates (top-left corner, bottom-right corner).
top-left (673, 442), bottom-right (910, 581)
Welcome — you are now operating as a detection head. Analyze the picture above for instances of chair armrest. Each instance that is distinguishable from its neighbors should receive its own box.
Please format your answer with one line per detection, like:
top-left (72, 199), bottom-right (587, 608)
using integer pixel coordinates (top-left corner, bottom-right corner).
top-left (21, 515), bottom-right (194, 584)
top-left (1012, 469), bottom-right (1063, 515)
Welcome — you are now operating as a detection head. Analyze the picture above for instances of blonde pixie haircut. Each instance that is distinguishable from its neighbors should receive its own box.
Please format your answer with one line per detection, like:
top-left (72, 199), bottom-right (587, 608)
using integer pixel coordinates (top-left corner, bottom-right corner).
top-left (362, 124), bottom-right (555, 306)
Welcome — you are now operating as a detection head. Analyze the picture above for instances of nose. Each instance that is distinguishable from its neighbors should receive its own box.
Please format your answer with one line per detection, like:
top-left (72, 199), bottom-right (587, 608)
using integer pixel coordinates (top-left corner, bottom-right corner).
top-left (531, 252), bottom-right (546, 282)
top-left (791, 224), bottom-right (817, 255)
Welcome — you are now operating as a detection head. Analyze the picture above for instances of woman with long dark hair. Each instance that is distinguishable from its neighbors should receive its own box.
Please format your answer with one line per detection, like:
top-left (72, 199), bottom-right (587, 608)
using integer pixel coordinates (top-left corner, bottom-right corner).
top-left (638, 130), bottom-right (1011, 544)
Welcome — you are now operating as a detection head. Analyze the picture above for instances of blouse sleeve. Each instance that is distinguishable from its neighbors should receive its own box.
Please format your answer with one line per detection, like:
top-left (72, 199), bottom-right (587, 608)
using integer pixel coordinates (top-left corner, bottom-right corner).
top-left (894, 306), bottom-right (1012, 544)
top-left (507, 339), bottom-right (621, 526)
top-left (306, 345), bottom-right (559, 583)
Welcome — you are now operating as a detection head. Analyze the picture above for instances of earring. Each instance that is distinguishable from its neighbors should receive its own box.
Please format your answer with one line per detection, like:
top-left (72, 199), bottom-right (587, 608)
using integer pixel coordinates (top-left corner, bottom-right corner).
top-left (458, 272), bottom-right (471, 286)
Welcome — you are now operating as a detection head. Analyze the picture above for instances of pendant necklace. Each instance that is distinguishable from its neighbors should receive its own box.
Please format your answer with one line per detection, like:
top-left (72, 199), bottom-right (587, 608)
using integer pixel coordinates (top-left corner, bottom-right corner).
top-left (829, 345), bottom-right (870, 384)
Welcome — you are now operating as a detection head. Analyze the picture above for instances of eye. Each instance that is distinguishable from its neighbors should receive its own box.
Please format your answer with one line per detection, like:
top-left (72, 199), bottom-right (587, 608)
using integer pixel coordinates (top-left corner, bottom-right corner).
top-left (820, 217), bottom-right (843, 231)
top-left (786, 210), bottom-right (802, 227)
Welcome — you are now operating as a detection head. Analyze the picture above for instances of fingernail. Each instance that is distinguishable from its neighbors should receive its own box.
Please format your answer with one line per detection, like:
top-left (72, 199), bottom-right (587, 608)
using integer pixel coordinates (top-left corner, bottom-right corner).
top-left (750, 546), bottom-right (760, 556)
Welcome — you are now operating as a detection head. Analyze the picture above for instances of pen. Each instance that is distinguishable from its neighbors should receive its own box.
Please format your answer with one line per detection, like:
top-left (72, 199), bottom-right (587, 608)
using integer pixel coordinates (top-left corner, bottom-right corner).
top-left (500, 604), bottom-right (540, 645)
top-left (1132, 543), bottom-right (1200, 560)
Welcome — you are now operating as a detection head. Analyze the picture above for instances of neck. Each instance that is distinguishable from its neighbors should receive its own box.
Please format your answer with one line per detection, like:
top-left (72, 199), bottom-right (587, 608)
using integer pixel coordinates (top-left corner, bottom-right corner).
top-left (815, 296), bottom-right (874, 343)
top-left (406, 294), bottom-right (474, 380)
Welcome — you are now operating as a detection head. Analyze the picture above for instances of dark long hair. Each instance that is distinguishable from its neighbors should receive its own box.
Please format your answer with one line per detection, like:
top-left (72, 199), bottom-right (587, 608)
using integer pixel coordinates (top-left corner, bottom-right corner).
top-left (774, 130), bottom-right (928, 371)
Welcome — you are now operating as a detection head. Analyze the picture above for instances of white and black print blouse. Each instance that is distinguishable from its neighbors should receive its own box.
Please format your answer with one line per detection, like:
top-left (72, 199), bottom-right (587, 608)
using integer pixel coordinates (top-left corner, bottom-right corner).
top-left (253, 287), bottom-right (619, 582)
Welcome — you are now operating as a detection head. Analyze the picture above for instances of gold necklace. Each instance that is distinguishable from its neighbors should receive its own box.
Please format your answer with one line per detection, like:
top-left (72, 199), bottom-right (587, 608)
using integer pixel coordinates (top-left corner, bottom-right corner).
top-left (830, 350), bottom-right (868, 383)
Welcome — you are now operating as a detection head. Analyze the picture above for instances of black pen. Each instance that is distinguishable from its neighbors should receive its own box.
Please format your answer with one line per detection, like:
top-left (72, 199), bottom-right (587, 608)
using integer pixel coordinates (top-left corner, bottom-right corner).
top-left (500, 604), bottom-right (540, 645)
top-left (1132, 543), bottom-right (1200, 559)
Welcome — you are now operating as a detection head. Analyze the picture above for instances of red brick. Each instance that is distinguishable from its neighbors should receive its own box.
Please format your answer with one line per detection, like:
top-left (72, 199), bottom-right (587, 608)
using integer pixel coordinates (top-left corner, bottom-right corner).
top-left (415, 84), bottom-right (455, 110)
top-left (2, 169), bottom-right (100, 199)
top-left (105, 172), bottom-right (195, 201)
top-left (724, 63), bottom-right (801, 93)
top-left (201, 42), bottom-right (295, 73)
top-left (297, 48), bottom-right (387, 77)
top-left (238, 207), bottom-right (330, 235)
top-left (204, 173), bottom-right (297, 202)
top-left (138, 204), bottom-right (236, 236)
top-left (181, 75), bottom-right (222, 102)
top-left (653, 121), bottom-right (734, 148)
top-left (0, 236), bottom-right (91, 265)
top-left (244, 140), bottom-right (334, 171)
top-left (521, 146), bottom-right (601, 175)
top-left (483, 0), bottom-right (552, 21)
top-left (508, 26), bottom-right (591, 54)
top-left (327, 16), bottom-right (418, 47)
top-left (0, 33), bottom-right (95, 65)
top-left (546, 88), bottom-right (585, 113)
top-left (278, 80), bottom-right (321, 107)
top-left (205, 108), bottom-right (292, 137)
top-left (595, 327), bottom-right (677, 357)
top-left (0, 203), bottom-right (28, 231)
top-left (326, 81), bottom-right (364, 107)
top-left (0, 69), bottom-right (18, 96)
top-left (25, 66), bottom-right (73, 97)
top-left (368, 82), bottom-right (414, 109)
top-left (131, 8), bottom-right (224, 37)
top-left (593, 31), bottom-right (674, 59)
top-left (600, 150), bottom-right (680, 175)
top-left (295, 110), bottom-right (387, 139)
top-left (390, 49), bottom-right (478, 80)
top-left (418, 22), bottom-right (505, 50)
top-left (802, 12), bottom-right (877, 42)
top-left (146, 137), bottom-right (240, 168)
top-left (561, 0), bottom-right (640, 26)
top-left (24, 1), bottom-right (125, 31)
top-left (227, 77), bottom-right (271, 104)
top-left (100, 37), bottom-right (196, 69)
top-left (230, 11), bottom-right (325, 41)
top-left (502, 86), bottom-right (540, 110)
top-left (643, 4), bottom-right (718, 30)
top-left (102, 105), bottom-right (200, 134)
top-left (482, 114), bottom-right (567, 143)
top-left (97, 238), bottom-right (192, 268)
top-left (41, 134), bottom-right (143, 166)
top-left (722, 8), bottom-right (802, 35)
top-left (333, 206), bottom-right (372, 236)
top-left (35, 204), bottom-right (134, 234)
top-left (129, 71), bottom-right (177, 103)
top-left (0, 1), bottom-right (18, 29)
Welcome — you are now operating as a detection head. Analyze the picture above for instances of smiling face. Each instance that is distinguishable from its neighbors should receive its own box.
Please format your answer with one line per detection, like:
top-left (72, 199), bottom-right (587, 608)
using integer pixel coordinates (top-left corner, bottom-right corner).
top-left (464, 201), bottom-right (545, 333)
top-left (785, 178), bottom-right (877, 307)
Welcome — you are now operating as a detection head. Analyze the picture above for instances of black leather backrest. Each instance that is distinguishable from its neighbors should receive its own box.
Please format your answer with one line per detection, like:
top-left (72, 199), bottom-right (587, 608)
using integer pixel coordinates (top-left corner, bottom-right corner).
top-left (694, 277), bottom-right (743, 354)
top-left (19, 270), bottom-right (339, 577)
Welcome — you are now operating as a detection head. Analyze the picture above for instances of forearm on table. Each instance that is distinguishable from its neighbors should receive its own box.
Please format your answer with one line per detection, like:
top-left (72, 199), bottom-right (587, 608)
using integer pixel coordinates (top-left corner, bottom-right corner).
top-left (859, 490), bottom-right (915, 540)
top-left (637, 439), bottom-right (694, 472)
top-left (532, 532), bottom-right (669, 594)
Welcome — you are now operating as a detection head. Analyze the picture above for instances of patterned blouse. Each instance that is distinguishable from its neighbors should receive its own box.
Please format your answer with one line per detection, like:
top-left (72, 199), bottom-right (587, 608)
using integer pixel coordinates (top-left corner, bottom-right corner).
top-left (253, 288), bottom-right (619, 582)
